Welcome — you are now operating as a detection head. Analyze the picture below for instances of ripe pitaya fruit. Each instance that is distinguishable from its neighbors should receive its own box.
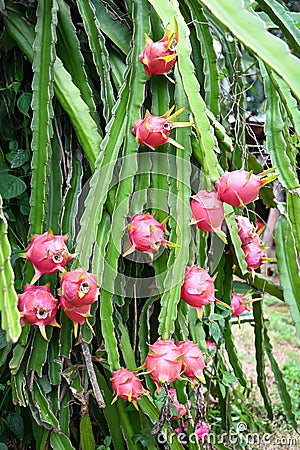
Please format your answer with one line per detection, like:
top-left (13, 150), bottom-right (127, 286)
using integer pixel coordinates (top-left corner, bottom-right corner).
top-left (231, 292), bottom-right (251, 317)
top-left (24, 231), bottom-right (73, 283)
top-left (60, 269), bottom-right (98, 307)
top-left (139, 21), bottom-right (178, 77)
top-left (235, 215), bottom-right (257, 245)
top-left (215, 168), bottom-right (276, 206)
top-left (18, 285), bottom-right (59, 339)
top-left (190, 190), bottom-right (225, 233)
top-left (144, 337), bottom-right (182, 392)
top-left (180, 265), bottom-right (216, 316)
top-left (111, 368), bottom-right (147, 408)
top-left (242, 236), bottom-right (265, 271)
top-left (123, 213), bottom-right (178, 258)
top-left (132, 106), bottom-right (192, 150)
top-left (177, 340), bottom-right (206, 383)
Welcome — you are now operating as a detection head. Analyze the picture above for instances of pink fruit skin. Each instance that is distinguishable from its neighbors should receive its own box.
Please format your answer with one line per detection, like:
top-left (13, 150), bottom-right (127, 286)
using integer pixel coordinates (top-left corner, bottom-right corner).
top-left (191, 190), bottom-right (224, 232)
top-left (60, 295), bottom-right (91, 325)
top-left (60, 269), bottom-right (98, 307)
top-left (195, 422), bottom-right (210, 440)
top-left (242, 237), bottom-right (264, 270)
top-left (177, 340), bottom-right (205, 382)
top-left (139, 29), bottom-right (177, 76)
top-left (25, 231), bottom-right (73, 281)
top-left (18, 285), bottom-right (58, 328)
top-left (132, 112), bottom-right (174, 150)
top-left (111, 368), bottom-right (146, 402)
top-left (231, 292), bottom-right (251, 317)
top-left (125, 213), bottom-right (167, 256)
top-left (144, 337), bottom-right (182, 390)
top-left (235, 215), bottom-right (256, 245)
top-left (215, 169), bottom-right (264, 206)
top-left (180, 265), bottom-right (215, 313)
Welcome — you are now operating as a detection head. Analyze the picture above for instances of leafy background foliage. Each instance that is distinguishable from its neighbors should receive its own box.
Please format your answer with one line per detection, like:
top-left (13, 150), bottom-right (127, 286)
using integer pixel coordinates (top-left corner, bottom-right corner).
top-left (0, 0), bottom-right (300, 448)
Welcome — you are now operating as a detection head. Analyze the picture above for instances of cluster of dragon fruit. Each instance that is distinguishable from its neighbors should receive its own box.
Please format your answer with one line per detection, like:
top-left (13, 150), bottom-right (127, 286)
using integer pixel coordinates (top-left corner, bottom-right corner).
top-left (17, 20), bottom-right (277, 442)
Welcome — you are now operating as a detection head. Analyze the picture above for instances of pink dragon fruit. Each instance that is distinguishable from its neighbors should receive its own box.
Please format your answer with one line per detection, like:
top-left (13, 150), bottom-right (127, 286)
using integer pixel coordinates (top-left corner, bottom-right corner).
top-left (144, 337), bottom-right (182, 392)
top-left (139, 21), bottom-right (178, 77)
top-left (177, 340), bottom-right (206, 383)
top-left (242, 236), bottom-right (265, 271)
top-left (123, 213), bottom-right (178, 258)
top-left (24, 231), bottom-right (73, 283)
top-left (169, 388), bottom-right (187, 419)
top-left (235, 215), bottom-right (256, 245)
top-left (195, 422), bottom-right (210, 441)
top-left (231, 292), bottom-right (251, 317)
top-left (111, 368), bottom-right (147, 407)
top-left (59, 296), bottom-right (91, 326)
top-left (215, 169), bottom-right (276, 206)
top-left (190, 190), bottom-right (225, 232)
top-left (132, 106), bottom-right (192, 150)
top-left (18, 285), bottom-right (59, 339)
top-left (180, 265), bottom-right (216, 316)
top-left (60, 269), bottom-right (98, 307)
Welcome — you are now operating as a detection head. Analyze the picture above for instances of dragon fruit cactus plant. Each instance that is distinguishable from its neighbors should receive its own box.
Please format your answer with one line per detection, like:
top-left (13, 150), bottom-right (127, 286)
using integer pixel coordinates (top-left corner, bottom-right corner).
top-left (215, 168), bottom-right (277, 206)
top-left (178, 340), bottom-right (206, 384)
top-left (24, 231), bottom-right (74, 283)
top-left (123, 213), bottom-right (179, 258)
top-left (18, 284), bottom-right (59, 340)
top-left (139, 20), bottom-right (178, 77)
top-left (144, 337), bottom-right (182, 392)
top-left (111, 368), bottom-right (147, 409)
top-left (60, 269), bottom-right (98, 334)
top-left (190, 190), bottom-right (225, 233)
top-left (132, 105), bottom-right (192, 150)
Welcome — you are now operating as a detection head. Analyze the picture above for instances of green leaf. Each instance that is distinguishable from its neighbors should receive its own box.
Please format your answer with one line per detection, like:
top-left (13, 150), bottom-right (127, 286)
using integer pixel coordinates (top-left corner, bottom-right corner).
top-left (6, 413), bottom-right (24, 439)
top-left (6, 149), bottom-right (29, 168)
top-left (0, 174), bottom-right (27, 199)
top-left (17, 91), bottom-right (32, 117)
